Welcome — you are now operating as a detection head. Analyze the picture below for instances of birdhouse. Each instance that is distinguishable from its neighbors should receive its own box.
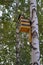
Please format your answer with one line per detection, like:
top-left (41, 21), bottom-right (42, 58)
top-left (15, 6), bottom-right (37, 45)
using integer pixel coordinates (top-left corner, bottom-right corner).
top-left (19, 19), bottom-right (32, 43)
top-left (19, 19), bottom-right (31, 33)
top-left (18, 14), bottom-right (32, 43)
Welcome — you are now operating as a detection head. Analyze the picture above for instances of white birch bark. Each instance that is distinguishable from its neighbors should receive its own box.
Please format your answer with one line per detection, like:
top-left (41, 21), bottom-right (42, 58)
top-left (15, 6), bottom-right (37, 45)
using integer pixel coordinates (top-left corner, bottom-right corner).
top-left (30, 0), bottom-right (40, 65)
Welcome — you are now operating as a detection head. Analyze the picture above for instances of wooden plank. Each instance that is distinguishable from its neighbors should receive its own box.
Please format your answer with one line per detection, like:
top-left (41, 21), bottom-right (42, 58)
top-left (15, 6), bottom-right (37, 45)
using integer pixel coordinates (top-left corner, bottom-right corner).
top-left (21, 24), bottom-right (30, 26)
top-left (20, 19), bottom-right (29, 22)
top-left (20, 22), bottom-right (30, 25)
top-left (19, 27), bottom-right (29, 32)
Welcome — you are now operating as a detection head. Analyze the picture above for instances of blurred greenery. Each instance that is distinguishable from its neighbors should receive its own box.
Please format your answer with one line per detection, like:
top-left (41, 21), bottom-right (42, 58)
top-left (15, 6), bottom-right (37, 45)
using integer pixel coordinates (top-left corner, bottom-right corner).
top-left (0, 0), bottom-right (43, 65)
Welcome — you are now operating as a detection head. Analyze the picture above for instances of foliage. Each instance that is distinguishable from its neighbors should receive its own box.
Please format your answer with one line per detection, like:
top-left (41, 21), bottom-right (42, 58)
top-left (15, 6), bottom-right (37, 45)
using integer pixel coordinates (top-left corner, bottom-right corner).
top-left (0, 0), bottom-right (43, 65)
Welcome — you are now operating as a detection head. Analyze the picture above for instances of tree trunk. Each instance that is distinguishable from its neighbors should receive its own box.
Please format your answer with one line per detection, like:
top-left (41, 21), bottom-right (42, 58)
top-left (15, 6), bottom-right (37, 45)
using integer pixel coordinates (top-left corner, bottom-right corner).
top-left (16, 11), bottom-right (20, 65)
top-left (16, 0), bottom-right (20, 65)
top-left (16, 26), bottom-right (20, 65)
top-left (30, 0), bottom-right (40, 65)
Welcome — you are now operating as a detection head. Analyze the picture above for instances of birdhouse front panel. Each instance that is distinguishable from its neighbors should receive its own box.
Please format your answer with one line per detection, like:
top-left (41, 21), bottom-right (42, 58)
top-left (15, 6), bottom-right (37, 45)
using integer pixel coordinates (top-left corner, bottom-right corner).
top-left (19, 19), bottom-right (31, 33)
top-left (19, 26), bottom-right (31, 32)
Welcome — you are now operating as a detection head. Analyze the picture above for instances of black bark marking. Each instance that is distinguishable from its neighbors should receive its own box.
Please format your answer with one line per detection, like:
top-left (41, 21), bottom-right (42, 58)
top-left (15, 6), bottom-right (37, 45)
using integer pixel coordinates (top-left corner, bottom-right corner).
top-left (30, 62), bottom-right (39, 65)
top-left (32, 8), bottom-right (37, 13)
top-left (32, 5), bottom-right (36, 8)
top-left (38, 55), bottom-right (40, 61)
top-left (32, 26), bottom-right (36, 30)
top-left (33, 62), bottom-right (38, 65)
top-left (30, 43), bottom-right (37, 50)
top-left (32, 30), bottom-right (38, 38)
top-left (32, 8), bottom-right (37, 19)
top-left (36, 24), bottom-right (38, 25)
top-left (33, 43), bottom-right (37, 45)
top-left (16, 49), bottom-right (20, 53)
top-left (35, 52), bottom-right (39, 54)
top-left (30, 3), bottom-right (34, 5)
top-left (30, 20), bottom-right (32, 25)
top-left (31, 20), bottom-right (35, 24)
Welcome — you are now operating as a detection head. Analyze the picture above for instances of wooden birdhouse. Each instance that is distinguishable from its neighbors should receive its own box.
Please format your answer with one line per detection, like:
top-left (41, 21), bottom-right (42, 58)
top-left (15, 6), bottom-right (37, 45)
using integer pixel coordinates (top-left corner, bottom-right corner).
top-left (19, 18), bottom-right (32, 43)
top-left (18, 14), bottom-right (32, 43)
top-left (19, 19), bottom-right (31, 32)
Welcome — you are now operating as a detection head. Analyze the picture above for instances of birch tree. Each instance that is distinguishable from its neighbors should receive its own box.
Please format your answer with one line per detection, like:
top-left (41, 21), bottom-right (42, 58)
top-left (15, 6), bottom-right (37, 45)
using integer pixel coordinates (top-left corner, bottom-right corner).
top-left (16, 0), bottom-right (20, 65)
top-left (30, 0), bottom-right (40, 65)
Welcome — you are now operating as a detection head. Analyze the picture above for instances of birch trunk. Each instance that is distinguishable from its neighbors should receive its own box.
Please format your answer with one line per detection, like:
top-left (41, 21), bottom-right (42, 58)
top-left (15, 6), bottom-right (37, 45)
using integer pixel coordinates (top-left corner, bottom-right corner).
top-left (30, 0), bottom-right (40, 65)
